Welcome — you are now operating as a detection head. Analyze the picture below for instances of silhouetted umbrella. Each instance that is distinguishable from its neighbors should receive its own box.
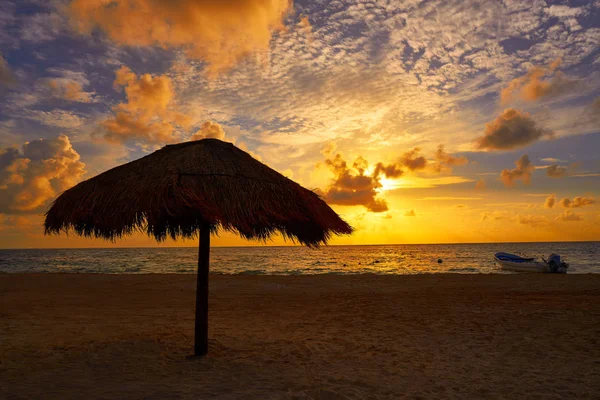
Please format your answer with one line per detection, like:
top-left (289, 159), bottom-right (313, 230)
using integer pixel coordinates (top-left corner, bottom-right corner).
top-left (44, 139), bottom-right (353, 356)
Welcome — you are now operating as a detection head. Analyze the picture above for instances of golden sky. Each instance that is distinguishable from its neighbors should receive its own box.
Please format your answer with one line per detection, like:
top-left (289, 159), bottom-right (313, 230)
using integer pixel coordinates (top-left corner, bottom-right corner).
top-left (0, 0), bottom-right (599, 248)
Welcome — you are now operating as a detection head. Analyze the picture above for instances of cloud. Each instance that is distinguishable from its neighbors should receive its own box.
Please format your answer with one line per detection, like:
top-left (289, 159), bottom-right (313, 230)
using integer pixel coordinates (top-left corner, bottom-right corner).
top-left (481, 212), bottom-right (504, 221)
top-left (475, 178), bottom-right (486, 190)
top-left (102, 66), bottom-right (192, 144)
top-left (0, 215), bottom-right (32, 228)
top-left (321, 154), bottom-right (387, 213)
top-left (319, 147), bottom-right (403, 213)
top-left (546, 164), bottom-right (567, 178)
top-left (24, 109), bottom-right (86, 128)
top-left (544, 194), bottom-right (556, 209)
top-left (44, 78), bottom-right (93, 103)
top-left (419, 196), bottom-right (482, 201)
top-left (400, 148), bottom-right (427, 171)
top-left (540, 157), bottom-right (567, 163)
top-left (518, 214), bottom-right (547, 227)
top-left (500, 154), bottom-right (534, 187)
top-left (579, 97), bottom-right (600, 128)
top-left (432, 145), bottom-right (468, 173)
top-left (20, 11), bottom-right (64, 43)
top-left (191, 121), bottom-right (225, 141)
top-left (317, 145), bottom-right (467, 210)
top-left (404, 209), bottom-right (416, 217)
top-left (0, 135), bottom-right (85, 213)
top-left (321, 142), bottom-right (337, 157)
top-left (501, 59), bottom-right (578, 104)
top-left (476, 109), bottom-right (554, 151)
top-left (4, 69), bottom-right (95, 110)
top-left (546, 5), bottom-right (586, 18)
top-left (363, 147), bottom-right (438, 180)
top-left (234, 140), bottom-right (262, 161)
top-left (558, 196), bottom-right (595, 208)
top-left (373, 162), bottom-right (404, 179)
top-left (386, 176), bottom-right (475, 189)
top-left (0, 52), bottom-right (15, 87)
top-left (68, 0), bottom-right (292, 75)
top-left (298, 15), bottom-right (312, 31)
top-left (64, 0), bottom-right (599, 180)
top-left (591, 97), bottom-right (600, 115)
top-left (556, 210), bottom-right (583, 222)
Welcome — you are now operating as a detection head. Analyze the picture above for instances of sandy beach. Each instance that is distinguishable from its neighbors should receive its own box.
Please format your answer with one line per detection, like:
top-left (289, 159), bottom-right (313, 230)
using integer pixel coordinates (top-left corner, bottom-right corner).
top-left (1, 274), bottom-right (599, 399)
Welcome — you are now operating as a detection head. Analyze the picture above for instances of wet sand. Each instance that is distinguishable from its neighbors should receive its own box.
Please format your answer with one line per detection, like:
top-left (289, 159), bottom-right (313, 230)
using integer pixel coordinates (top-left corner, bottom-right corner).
top-left (1, 273), bottom-right (599, 399)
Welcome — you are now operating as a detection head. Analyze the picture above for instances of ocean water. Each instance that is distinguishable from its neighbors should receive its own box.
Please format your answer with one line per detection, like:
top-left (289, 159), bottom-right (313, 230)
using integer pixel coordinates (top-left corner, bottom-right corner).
top-left (0, 242), bottom-right (598, 275)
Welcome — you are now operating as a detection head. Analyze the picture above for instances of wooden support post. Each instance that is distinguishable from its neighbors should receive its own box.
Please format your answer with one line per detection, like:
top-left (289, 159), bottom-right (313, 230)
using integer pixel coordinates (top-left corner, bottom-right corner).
top-left (194, 224), bottom-right (210, 356)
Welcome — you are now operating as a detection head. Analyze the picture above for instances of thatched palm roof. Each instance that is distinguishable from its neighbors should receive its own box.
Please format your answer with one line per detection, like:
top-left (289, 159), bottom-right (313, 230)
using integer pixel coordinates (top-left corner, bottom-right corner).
top-left (45, 139), bottom-right (353, 246)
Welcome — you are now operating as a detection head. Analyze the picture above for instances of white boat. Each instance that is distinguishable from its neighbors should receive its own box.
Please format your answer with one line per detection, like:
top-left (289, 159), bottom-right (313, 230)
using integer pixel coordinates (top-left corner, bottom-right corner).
top-left (494, 252), bottom-right (568, 273)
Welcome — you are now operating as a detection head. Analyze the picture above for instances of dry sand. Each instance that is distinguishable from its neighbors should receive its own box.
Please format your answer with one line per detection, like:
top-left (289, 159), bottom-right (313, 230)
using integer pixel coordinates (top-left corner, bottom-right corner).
top-left (1, 273), bottom-right (599, 399)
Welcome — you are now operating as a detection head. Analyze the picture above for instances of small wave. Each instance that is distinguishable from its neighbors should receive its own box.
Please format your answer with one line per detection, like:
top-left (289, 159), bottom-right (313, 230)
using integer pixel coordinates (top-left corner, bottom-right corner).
top-left (236, 269), bottom-right (266, 275)
top-left (70, 267), bottom-right (99, 273)
top-left (310, 261), bottom-right (337, 266)
top-left (448, 267), bottom-right (479, 273)
top-left (279, 270), bottom-right (304, 275)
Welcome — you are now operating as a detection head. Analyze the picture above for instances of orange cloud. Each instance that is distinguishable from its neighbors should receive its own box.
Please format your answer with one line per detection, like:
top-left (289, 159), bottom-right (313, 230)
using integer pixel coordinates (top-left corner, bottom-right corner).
top-left (297, 14), bottom-right (313, 42)
top-left (68, 0), bottom-right (292, 75)
top-left (545, 164), bottom-right (567, 178)
top-left (0, 215), bottom-right (32, 228)
top-left (373, 162), bottom-right (403, 178)
top-left (44, 78), bottom-right (93, 102)
top-left (321, 142), bottom-right (337, 157)
top-left (432, 145), bottom-right (468, 173)
top-left (0, 135), bottom-right (85, 213)
top-left (544, 194), bottom-right (556, 208)
top-left (319, 148), bottom-right (403, 213)
top-left (476, 109), bottom-right (553, 151)
top-left (556, 210), bottom-right (583, 222)
top-left (501, 59), bottom-right (578, 104)
top-left (518, 214), bottom-right (547, 227)
top-left (400, 148), bottom-right (427, 171)
top-left (318, 145), bottom-right (466, 208)
top-left (298, 15), bottom-right (311, 30)
top-left (500, 154), bottom-right (534, 187)
top-left (475, 179), bottom-right (486, 190)
top-left (558, 196), bottom-right (595, 208)
top-left (191, 121), bottom-right (226, 141)
top-left (102, 66), bottom-right (192, 144)
top-left (481, 212), bottom-right (504, 221)
top-left (404, 209), bottom-right (416, 217)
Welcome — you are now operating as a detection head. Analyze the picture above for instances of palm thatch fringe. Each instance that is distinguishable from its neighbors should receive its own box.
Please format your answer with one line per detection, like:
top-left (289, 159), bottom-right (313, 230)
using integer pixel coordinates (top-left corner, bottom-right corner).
top-left (45, 139), bottom-right (353, 247)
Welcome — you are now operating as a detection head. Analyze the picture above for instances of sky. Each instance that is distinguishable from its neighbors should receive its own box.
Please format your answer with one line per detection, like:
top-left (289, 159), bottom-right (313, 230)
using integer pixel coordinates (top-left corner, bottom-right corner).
top-left (0, 0), bottom-right (599, 248)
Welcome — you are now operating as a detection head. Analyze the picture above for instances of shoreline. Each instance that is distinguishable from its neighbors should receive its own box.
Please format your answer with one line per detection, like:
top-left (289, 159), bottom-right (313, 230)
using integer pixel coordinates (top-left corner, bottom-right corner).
top-left (2, 271), bottom-right (599, 276)
top-left (2, 274), bottom-right (599, 399)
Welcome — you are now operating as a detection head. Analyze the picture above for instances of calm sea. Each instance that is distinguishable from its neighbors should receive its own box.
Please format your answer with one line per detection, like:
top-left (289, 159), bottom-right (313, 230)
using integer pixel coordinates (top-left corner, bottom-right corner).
top-left (0, 242), bottom-right (598, 275)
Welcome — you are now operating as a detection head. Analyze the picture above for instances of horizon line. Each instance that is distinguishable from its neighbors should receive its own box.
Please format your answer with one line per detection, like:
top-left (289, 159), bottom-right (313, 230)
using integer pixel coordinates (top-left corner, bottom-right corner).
top-left (1, 240), bottom-right (598, 250)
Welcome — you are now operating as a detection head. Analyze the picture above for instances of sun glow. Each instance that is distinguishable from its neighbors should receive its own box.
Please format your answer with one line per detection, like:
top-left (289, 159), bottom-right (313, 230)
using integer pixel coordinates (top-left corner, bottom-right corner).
top-left (379, 177), bottom-right (404, 191)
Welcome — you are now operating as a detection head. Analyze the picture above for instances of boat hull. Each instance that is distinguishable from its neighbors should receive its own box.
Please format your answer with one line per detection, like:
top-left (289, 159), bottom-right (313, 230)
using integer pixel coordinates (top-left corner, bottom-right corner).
top-left (495, 258), bottom-right (550, 273)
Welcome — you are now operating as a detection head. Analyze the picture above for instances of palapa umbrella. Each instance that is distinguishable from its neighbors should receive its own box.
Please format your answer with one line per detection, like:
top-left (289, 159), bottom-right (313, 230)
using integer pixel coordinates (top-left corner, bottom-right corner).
top-left (44, 138), bottom-right (353, 356)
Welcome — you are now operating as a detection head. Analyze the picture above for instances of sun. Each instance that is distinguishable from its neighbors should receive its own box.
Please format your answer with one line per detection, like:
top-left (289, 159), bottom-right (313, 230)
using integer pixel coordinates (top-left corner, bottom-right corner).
top-left (379, 177), bottom-right (403, 192)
